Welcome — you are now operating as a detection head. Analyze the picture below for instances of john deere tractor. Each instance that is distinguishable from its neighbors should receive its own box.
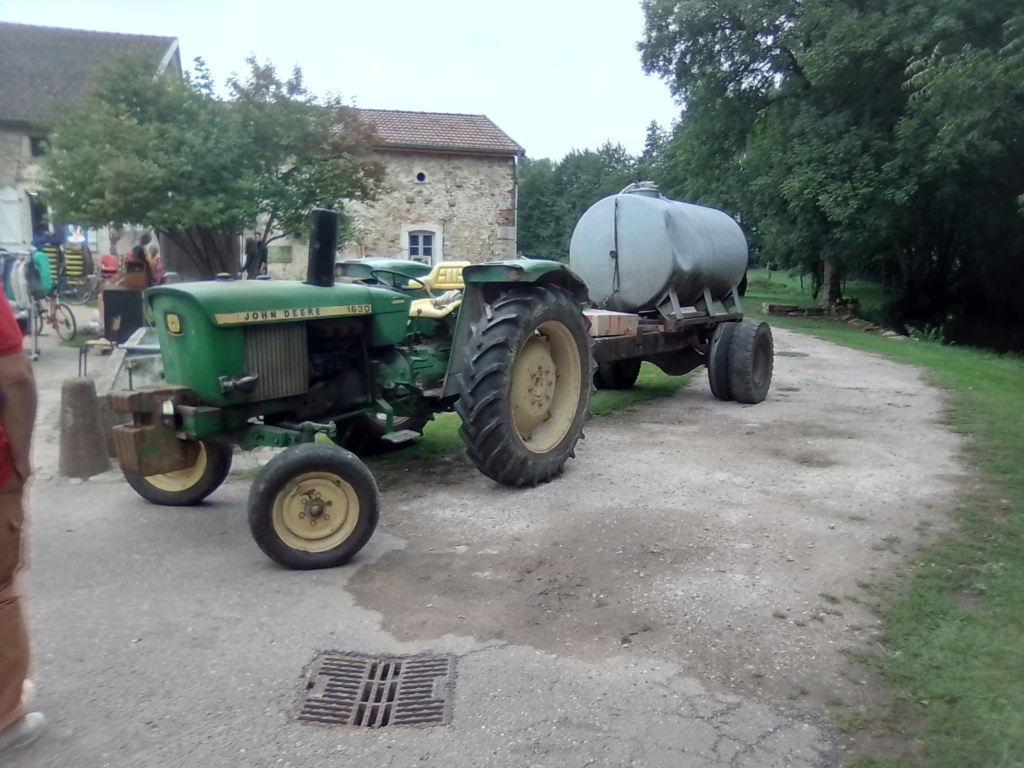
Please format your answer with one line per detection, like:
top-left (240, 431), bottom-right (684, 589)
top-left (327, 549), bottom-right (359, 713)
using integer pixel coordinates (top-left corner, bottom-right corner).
top-left (109, 210), bottom-right (592, 570)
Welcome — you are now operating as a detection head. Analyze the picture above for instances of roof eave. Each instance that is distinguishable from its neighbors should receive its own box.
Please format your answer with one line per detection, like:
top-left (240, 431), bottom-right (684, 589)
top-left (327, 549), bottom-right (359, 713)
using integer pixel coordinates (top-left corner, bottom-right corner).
top-left (376, 142), bottom-right (525, 158)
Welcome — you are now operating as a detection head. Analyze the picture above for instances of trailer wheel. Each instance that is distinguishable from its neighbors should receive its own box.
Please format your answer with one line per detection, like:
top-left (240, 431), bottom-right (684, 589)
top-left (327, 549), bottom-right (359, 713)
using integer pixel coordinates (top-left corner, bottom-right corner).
top-left (248, 443), bottom-right (379, 570)
top-left (124, 440), bottom-right (233, 506)
top-left (727, 320), bottom-right (774, 404)
top-left (594, 359), bottom-right (642, 390)
top-left (707, 322), bottom-right (737, 401)
top-left (336, 413), bottom-right (429, 456)
top-left (456, 284), bottom-right (591, 487)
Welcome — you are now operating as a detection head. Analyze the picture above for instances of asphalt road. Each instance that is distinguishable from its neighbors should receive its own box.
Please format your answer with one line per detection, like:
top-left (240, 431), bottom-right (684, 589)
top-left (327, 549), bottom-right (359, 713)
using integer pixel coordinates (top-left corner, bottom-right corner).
top-left (14, 478), bottom-right (831, 768)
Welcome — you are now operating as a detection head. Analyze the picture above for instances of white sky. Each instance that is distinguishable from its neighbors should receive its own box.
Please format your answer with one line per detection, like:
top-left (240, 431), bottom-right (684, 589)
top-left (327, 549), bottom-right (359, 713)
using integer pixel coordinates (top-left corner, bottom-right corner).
top-left (2, 0), bottom-right (682, 161)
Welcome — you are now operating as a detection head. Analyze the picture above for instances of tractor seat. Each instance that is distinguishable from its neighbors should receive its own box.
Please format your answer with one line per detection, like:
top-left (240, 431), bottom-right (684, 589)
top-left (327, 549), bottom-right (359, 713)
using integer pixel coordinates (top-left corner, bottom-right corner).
top-left (409, 290), bottom-right (463, 320)
top-left (409, 261), bottom-right (470, 292)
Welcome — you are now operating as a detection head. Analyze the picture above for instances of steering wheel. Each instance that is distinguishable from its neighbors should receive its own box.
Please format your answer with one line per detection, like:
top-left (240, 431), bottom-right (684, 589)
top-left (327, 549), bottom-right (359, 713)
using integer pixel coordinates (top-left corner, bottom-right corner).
top-left (368, 268), bottom-right (432, 297)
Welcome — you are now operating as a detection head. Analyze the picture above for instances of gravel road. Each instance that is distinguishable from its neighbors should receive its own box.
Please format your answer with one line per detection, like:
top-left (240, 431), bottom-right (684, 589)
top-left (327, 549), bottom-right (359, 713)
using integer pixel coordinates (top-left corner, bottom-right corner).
top-left (349, 326), bottom-right (967, 746)
top-left (9, 325), bottom-right (966, 766)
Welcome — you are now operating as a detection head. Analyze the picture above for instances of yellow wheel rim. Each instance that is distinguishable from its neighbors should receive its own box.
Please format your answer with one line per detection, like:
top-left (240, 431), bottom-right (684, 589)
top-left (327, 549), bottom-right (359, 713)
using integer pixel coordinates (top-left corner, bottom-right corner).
top-left (510, 320), bottom-right (582, 453)
top-left (271, 471), bottom-right (360, 553)
top-left (147, 443), bottom-right (209, 492)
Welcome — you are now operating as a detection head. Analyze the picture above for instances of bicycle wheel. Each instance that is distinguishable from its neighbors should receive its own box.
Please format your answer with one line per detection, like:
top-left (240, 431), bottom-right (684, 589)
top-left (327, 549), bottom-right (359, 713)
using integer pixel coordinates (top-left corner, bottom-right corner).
top-left (62, 277), bottom-right (93, 305)
top-left (53, 303), bottom-right (77, 341)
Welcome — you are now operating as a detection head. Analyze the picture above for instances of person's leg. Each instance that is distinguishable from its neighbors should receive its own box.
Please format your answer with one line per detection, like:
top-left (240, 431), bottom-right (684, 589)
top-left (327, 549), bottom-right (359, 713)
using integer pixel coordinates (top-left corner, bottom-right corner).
top-left (0, 478), bottom-right (28, 733)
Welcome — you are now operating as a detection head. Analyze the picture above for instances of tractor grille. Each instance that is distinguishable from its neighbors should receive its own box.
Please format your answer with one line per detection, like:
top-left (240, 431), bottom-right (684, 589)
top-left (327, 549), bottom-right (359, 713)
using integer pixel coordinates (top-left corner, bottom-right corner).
top-left (245, 323), bottom-right (308, 401)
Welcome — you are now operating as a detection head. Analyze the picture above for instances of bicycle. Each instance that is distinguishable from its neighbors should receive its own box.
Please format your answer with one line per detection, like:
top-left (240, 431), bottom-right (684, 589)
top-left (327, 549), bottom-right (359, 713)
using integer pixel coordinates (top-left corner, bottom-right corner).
top-left (54, 270), bottom-right (97, 305)
top-left (34, 293), bottom-right (77, 341)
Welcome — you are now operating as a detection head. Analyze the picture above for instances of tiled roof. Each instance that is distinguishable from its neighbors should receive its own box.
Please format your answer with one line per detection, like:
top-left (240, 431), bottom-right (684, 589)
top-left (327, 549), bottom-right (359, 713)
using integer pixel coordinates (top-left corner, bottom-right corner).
top-left (0, 23), bottom-right (179, 125)
top-left (358, 109), bottom-right (524, 156)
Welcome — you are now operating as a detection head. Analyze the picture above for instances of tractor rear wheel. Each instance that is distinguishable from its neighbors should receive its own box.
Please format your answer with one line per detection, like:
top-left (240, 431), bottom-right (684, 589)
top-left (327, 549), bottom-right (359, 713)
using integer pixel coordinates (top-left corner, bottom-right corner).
top-left (456, 285), bottom-right (591, 487)
top-left (124, 440), bottom-right (233, 506)
top-left (248, 443), bottom-right (379, 570)
top-left (594, 359), bottom-right (642, 390)
top-left (335, 413), bottom-right (429, 456)
top-left (727, 320), bottom-right (774, 404)
top-left (707, 322), bottom-right (737, 401)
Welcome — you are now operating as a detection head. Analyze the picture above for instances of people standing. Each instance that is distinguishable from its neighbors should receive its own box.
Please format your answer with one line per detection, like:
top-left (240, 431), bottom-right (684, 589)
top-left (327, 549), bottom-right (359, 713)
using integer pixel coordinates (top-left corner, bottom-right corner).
top-left (242, 236), bottom-right (258, 279)
top-left (127, 234), bottom-right (155, 287)
top-left (145, 242), bottom-right (165, 286)
top-left (254, 232), bottom-right (269, 277)
top-left (0, 285), bottom-right (43, 753)
top-left (28, 242), bottom-right (53, 299)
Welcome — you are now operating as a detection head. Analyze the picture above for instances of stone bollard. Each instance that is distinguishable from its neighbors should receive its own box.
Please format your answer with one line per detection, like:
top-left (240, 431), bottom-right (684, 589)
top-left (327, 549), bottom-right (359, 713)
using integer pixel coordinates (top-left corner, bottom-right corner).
top-left (59, 377), bottom-right (113, 479)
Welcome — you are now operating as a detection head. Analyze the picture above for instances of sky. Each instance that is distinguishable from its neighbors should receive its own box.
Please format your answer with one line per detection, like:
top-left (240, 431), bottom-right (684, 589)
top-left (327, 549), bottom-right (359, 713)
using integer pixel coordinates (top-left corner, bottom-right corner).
top-left (1, 0), bottom-right (682, 162)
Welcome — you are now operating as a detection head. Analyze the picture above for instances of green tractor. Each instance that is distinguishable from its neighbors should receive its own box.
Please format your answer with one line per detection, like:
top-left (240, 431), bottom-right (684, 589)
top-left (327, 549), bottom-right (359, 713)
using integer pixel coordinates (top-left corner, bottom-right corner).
top-left (109, 210), bottom-right (593, 570)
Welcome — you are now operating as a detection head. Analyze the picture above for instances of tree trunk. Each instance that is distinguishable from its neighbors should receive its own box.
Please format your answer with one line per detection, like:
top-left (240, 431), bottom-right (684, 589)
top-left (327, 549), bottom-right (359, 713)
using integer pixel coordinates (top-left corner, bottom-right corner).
top-left (159, 229), bottom-right (240, 280)
top-left (821, 255), bottom-right (841, 311)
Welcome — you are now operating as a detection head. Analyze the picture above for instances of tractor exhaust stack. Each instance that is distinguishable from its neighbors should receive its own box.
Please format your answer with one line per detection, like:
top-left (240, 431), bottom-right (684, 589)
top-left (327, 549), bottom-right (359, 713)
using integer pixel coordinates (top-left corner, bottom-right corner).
top-left (306, 208), bottom-right (338, 287)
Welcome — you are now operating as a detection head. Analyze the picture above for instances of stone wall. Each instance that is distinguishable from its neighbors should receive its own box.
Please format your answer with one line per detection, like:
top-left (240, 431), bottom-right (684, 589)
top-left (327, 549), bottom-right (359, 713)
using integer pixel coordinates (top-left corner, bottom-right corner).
top-left (271, 151), bottom-right (518, 279)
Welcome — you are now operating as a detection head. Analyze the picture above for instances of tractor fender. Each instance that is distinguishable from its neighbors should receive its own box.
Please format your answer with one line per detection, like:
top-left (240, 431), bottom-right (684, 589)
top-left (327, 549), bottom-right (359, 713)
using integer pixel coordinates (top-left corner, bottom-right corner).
top-left (443, 259), bottom-right (591, 399)
top-left (461, 259), bottom-right (591, 305)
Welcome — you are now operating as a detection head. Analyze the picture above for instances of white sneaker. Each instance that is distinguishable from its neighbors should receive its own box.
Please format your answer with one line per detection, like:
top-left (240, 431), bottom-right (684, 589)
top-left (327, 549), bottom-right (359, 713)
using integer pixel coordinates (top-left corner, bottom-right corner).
top-left (0, 712), bottom-right (46, 752)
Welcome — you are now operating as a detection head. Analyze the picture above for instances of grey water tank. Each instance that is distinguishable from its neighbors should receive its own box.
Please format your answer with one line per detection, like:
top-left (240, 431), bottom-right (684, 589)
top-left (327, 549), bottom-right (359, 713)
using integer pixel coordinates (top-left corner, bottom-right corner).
top-left (569, 184), bottom-right (747, 313)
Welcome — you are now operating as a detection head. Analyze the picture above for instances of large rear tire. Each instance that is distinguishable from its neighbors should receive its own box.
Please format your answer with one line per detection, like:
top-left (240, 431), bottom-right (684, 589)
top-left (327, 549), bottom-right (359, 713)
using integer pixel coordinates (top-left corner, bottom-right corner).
top-left (594, 359), bottom-right (642, 390)
top-left (124, 440), bottom-right (233, 506)
top-left (727, 320), bottom-right (774, 404)
top-left (248, 443), bottom-right (379, 570)
top-left (335, 413), bottom-right (429, 456)
top-left (707, 322), bottom-right (737, 401)
top-left (456, 285), bottom-right (591, 487)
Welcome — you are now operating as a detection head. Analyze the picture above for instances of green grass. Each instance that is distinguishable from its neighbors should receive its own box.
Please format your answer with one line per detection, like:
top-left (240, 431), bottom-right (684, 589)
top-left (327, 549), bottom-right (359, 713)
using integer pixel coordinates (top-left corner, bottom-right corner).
top-left (744, 267), bottom-right (893, 318)
top-left (380, 362), bottom-right (688, 463)
top-left (589, 362), bottom-right (691, 415)
top-left (748, 298), bottom-right (1024, 767)
top-left (360, 363), bottom-right (689, 484)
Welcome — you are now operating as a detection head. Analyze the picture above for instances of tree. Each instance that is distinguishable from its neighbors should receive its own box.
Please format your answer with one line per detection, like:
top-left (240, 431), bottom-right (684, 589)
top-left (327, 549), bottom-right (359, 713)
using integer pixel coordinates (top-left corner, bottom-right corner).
top-left (640, 0), bottom-right (1024, 344)
top-left (225, 57), bottom-right (385, 247)
top-left (517, 143), bottom-right (647, 260)
top-left (635, 120), bottom-right (671, 180)
top-left (517, 158), bottom-right (566, 259)
top-left (43, 54), bottom-right (385, 278)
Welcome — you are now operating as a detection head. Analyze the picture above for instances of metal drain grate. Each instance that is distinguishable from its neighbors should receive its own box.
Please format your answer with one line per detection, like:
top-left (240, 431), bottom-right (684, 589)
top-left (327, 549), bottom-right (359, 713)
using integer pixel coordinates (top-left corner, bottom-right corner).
top-left (295, 654), bottom-right (456, 728)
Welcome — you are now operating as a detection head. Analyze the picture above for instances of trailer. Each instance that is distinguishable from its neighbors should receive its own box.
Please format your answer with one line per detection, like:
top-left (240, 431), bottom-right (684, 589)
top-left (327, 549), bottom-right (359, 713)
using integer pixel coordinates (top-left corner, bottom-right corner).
top-left (571, 182), bottom-right (773, 403)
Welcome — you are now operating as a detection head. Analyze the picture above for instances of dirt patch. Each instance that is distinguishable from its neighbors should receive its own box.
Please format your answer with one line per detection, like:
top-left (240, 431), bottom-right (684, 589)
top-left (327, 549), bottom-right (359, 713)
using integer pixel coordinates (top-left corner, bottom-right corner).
top-left (349, 328), bottom-right (968, 749)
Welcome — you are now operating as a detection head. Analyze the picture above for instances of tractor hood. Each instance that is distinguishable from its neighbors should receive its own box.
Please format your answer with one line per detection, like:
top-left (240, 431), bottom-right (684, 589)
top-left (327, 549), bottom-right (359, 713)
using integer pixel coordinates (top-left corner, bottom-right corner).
top-left (146, 280), bottom-right (408, 327)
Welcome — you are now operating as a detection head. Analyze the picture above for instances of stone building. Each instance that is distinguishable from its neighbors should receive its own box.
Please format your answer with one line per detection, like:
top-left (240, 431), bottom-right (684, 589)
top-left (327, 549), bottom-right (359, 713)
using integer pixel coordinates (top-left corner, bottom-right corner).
top-left (346, 109), bottom-right (524, 265)
top-left (0, 22), bottom-right (180, 254)
top-left (274, 110), bottom-right (524, 276)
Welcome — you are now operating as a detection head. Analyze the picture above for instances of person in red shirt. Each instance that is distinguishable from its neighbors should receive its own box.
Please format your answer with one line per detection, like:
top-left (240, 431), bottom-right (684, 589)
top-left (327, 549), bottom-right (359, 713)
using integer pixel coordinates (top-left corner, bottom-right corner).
top-left (0, 294), bottom-right (43, 752)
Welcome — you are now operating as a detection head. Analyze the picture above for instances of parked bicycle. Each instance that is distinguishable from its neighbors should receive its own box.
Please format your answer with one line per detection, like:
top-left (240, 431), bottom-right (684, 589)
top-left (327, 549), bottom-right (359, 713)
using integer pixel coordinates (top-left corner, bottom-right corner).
top-left (54, 266), bottom-right (98, 305)
top-left (34, 292), bottom-right (77, 341)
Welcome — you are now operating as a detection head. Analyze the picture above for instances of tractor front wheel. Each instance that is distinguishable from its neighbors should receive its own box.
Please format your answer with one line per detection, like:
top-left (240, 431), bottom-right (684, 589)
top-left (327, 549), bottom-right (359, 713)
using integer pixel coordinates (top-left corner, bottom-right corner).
top-left (248, 443), bottom-right (379, 570)
top-left (456, 284), bottom-right (591, 487)
top-left (124, 440), bottom-right (233, 506)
